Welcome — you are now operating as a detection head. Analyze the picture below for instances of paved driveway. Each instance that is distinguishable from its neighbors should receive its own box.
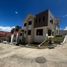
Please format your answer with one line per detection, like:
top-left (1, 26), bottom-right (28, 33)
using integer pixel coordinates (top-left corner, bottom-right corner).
top-left (0, 43), bottom-right (67, 67)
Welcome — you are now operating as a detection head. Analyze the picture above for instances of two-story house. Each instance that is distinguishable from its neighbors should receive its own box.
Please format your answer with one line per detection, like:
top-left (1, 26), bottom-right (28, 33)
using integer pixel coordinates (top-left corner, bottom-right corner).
top-left (24, 10), bottom-right (60, 43)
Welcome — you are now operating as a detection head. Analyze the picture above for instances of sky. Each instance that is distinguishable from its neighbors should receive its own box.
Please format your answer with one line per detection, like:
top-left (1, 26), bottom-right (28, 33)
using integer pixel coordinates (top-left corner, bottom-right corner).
top-left (0, 0), bottom-right (67, 31)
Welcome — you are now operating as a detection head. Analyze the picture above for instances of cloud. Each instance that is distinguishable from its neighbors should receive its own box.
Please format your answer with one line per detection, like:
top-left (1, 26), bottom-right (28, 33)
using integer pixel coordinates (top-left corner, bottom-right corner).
top-left (64, 26), bottom-right (67, 30)
top-left (0, 26), bottom-right (15, 32)
top-left (62, 14), bottom-right (67, 18)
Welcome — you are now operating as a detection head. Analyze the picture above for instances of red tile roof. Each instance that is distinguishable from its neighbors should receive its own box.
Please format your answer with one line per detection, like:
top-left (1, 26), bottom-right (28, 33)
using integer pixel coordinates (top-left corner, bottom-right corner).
top-left (0, 31), bottom-right (11, 37)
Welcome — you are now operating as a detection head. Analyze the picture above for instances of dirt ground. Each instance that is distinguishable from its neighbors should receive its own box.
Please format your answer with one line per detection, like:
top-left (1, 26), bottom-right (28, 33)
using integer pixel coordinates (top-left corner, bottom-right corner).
top-left (0, 43), bottom-right (67, 67)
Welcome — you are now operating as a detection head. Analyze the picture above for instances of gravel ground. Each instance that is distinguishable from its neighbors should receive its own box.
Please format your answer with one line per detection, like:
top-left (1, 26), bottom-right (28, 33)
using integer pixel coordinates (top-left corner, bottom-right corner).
top-left (0, 43), bottom-right (67, 67)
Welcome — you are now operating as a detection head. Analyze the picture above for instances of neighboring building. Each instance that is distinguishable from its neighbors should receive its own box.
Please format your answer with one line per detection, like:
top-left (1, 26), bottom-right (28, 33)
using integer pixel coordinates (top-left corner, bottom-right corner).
top-left (0, 31), bottom-right (11, 42)
top-left (24, 10), bottom-right (60, 43)
top-left (59, 30), bottom-right (67, 36)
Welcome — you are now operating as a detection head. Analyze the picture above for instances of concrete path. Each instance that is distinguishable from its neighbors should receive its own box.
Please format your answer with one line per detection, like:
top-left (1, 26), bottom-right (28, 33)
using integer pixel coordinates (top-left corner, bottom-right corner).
top-left (0, 42), bottom-right (67, 67)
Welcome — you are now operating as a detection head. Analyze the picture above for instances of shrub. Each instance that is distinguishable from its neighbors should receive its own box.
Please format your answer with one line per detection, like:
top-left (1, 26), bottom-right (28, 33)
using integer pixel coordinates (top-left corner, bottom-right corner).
top-left (17, 36), bottom-right (26, 45)
top-left (55, 35), bottom-right (63, 37)
top-left (54, 35), bottom-right (64, 44)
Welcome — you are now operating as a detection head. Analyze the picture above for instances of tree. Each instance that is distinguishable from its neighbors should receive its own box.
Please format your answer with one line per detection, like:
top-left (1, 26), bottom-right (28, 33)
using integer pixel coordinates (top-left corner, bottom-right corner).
top-left (15, 26), bottom-right (21, 32)
top-left (10, 25), bottom-right (26, 45)
top-left (11, 28), bottom-right (15, 34)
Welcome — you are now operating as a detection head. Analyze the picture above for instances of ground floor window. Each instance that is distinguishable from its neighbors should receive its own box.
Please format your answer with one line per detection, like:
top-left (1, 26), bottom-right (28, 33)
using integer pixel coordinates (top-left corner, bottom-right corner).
top-left (28, 30), bottom-right (31, 35)
top-left (36, 29), bottom-right (43, 36)
top-left (28, 21), bottom-right (32, 25)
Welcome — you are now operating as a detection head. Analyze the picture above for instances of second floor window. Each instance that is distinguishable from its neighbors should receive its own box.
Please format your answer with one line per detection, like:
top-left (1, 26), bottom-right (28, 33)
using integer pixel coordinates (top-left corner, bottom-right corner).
top-left (39, 18), bottom-right (41, 22)
top-left (28, 21), bottom-right (32, 25)
top-left (35, 19), bottom-right (37, 23)
top-left (50, 20), bottom-right (53, 24)
top-left (43, 16), bottom-right (45, 22)
top-left (24, 23), bottom-right (27, 26)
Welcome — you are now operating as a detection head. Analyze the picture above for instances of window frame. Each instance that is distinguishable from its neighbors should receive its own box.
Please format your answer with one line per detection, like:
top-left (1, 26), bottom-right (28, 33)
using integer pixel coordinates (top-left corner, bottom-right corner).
top-left (28, 21), bottom-right (32, 25)
top-left (39, 18), bottom-right (41, 22)
top-left (24, 23), bottom-right (27, 26)
top-left (28, 30), bottom-right (31, 35)
top-left (43, 16), bottom-right (45, 22)
top-left (36, 29), bottom-right (43, 36)
top-left (50, 19), bottom-right (53, 24)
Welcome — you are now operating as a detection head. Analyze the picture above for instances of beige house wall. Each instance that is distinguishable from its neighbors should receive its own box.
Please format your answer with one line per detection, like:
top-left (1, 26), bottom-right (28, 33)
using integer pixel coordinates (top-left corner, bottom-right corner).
top-left (24, 10), bottom-right (60, 43)
top-left (24, 15), bottom-right (35, 43)
top-left (48, 10), bottom-right (60, 36)
top-left (34, 27), bottom-right (47, 43)
top-left (48, 10), bottom-right (55, 32)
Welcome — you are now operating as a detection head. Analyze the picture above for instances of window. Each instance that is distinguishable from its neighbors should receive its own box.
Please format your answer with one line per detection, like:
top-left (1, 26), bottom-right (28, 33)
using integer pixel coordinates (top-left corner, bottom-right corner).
top-left (28, 30), bottom-right (31, 35)
top-left (35, 19), bottom-right (37, 23)
top-left (36, 29), bottom-right (43, 35)
top-left (28, 21), bottom-right (32, 25)
top-left (50, 20), bottom-right (53, 24)
top-left (24, 23), bottom-right (26, 26)
top-left (39, 18), bottom-right (41, 22)
top-left (43, 16), bottom-right (45, 21)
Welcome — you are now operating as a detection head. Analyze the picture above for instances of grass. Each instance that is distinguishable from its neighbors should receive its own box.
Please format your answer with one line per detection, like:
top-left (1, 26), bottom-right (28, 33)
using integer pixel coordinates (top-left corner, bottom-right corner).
top-left (19, 35), bottom-right (65, 49)
top-left (37, 35), bottom-right (65, 49)
top-left (53, 35), bottom-right (64, 44)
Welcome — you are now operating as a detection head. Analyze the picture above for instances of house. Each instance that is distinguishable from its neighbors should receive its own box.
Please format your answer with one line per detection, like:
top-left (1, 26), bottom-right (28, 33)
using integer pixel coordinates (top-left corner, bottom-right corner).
top-left (24, 10), bottom-right (60, 43)
top-left (59, 30), bottom-right (67, 36)
top-left (0, 31), bottom-right (11, 42)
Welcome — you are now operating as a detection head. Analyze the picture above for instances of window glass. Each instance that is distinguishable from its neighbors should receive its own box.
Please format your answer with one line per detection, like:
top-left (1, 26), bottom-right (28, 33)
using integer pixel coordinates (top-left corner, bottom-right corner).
top-left (50, 20), bottom-right (53, 24)
top-left (36, 29), bottom-right (43, 35)
top-left (39, 18), bottom-right (41, 22)
top-left (43, 16), bottom-right (45, 21)
top-left (24, 23), bottom-right (26, 26)
top-left (28, 30), bottom-right (31, 35)
top-left (28, 21), bottom-right (32, 25)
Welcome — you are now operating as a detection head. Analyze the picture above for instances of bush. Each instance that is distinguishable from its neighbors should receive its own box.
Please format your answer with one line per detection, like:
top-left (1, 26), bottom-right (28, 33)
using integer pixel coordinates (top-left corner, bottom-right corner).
top-left (44, 35), bottom-right (64, 45)
top-left (55, 35), bottom-right (63, 37)
top-left (54, 35), bottom-right (64, 44)
top-left (16, 36), bottom-right (26, 45)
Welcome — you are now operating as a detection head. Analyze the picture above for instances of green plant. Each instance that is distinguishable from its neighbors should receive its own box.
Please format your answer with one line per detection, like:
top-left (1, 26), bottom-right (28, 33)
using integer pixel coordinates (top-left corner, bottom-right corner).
top-left (54, 35), bottom-right (64, 44)
top-left (55, 35), bottom-right (63, 37)
top-left (16, 35), bottom-right (26, 45)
